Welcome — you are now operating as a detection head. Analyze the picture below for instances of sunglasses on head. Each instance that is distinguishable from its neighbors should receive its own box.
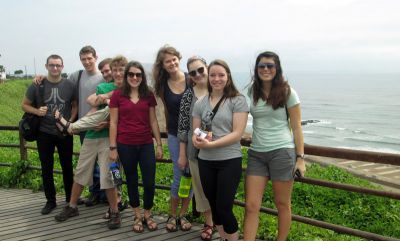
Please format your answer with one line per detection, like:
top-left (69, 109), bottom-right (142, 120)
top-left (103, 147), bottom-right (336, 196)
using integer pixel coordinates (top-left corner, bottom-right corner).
top-left (188, 67), bottom-right (205, 77)
top-left (257, 63), bottom-right (276, 70)
top-left (127, 72), bottom-right (142, 78)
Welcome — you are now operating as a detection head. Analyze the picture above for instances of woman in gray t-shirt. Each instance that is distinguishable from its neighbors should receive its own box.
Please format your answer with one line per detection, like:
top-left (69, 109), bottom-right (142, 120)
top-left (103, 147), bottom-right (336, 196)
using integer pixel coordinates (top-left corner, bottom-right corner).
top-left (192, 59), bottom-right (248, 241)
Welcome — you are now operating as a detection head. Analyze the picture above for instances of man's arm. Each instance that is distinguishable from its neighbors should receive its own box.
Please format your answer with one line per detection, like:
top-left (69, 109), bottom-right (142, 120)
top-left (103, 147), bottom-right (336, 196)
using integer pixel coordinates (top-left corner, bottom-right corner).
top-left (70, 100), bottom-right (78, 122)
top-left (87, 91), bottom-right (114, 107)
top-left (21, 97), bottom-right (47, 116)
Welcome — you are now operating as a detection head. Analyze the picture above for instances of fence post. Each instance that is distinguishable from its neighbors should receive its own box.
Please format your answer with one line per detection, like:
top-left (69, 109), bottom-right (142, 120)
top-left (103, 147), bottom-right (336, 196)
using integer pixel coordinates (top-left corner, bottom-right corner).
top-left (18, 131), bottom-right (27, 161)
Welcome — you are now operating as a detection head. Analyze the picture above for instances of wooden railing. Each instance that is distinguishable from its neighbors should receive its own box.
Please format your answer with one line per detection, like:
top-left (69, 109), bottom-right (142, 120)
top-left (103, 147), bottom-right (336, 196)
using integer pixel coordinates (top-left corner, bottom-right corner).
top-left (1, 125), bottom-right (400, 241)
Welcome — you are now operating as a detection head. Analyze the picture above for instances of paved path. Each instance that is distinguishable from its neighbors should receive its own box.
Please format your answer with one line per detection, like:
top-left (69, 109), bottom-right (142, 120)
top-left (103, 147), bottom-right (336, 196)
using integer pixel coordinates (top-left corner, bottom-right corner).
top-left (307, 155), bottom-right (400, 191)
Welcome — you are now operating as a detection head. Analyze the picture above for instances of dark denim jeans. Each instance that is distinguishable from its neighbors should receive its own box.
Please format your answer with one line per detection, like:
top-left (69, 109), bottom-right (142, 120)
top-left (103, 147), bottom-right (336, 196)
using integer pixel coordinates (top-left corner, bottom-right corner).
top-left (118, 143), bottom-right (156, 210)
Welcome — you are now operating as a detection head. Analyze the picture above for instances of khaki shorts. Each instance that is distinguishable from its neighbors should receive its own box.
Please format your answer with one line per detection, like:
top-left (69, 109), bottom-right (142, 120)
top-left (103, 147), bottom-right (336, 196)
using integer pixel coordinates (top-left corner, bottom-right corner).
top-left (188, 158), bottom-right (211, 212)
top-left (74, 137), bottom-right (114, 189)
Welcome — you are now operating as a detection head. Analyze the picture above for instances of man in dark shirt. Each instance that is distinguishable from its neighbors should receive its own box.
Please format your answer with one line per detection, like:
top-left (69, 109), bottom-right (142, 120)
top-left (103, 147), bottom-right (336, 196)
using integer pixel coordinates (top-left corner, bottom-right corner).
top-left (22, 54), bottom-right (77, 215)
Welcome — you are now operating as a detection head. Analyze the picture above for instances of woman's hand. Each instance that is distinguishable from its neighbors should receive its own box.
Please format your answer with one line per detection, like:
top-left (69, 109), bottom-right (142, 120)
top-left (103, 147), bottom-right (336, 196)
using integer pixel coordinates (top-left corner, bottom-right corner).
top-left (178, 155), bottom-right (188, 170)
top-left (294, 158), bottom-right (306, 177)
top-left (192, 135), bottom-right (211, 149)
top-left (155, 145), bottom-right (163, 160)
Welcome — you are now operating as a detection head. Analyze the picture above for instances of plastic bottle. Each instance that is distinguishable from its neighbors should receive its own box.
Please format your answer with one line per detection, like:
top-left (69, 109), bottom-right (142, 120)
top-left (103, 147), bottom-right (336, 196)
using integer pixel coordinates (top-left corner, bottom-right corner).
top-left (178, 168), bottom-right (192, 198)
top-left (109, 162), bottom-right (123, 186)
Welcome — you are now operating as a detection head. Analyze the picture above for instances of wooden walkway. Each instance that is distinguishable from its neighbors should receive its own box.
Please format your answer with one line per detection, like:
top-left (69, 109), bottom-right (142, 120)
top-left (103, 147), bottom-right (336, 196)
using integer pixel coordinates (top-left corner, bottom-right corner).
top-left (0, 188), bottom-right (221, 241)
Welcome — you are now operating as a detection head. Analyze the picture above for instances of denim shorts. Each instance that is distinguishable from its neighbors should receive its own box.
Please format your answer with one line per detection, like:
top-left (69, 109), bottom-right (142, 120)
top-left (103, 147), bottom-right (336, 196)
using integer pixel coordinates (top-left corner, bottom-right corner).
top-left (246, 148), bottom-right (296, 181)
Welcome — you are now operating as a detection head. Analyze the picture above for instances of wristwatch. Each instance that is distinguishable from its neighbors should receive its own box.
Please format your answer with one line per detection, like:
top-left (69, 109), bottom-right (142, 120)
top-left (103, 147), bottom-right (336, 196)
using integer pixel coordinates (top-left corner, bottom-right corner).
top-left (109, 146), bottom-right (117, 151)
top-left (296, 154), bottom-right (305, 159)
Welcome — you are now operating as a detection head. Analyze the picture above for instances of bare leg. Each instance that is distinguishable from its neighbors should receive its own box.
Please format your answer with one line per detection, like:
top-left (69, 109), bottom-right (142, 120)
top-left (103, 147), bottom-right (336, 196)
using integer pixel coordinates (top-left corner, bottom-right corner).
top-left (69, 182), bottom-right (84, 207)
top-left (272, 180), bottom-right (294, 241)
top-left (244, 175), bottom-right (268, 241)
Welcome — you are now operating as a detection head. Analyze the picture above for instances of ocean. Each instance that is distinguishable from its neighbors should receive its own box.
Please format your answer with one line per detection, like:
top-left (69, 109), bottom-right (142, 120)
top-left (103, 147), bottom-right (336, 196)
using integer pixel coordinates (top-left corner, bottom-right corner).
top-left (233, 72), bottom-right (400, 154)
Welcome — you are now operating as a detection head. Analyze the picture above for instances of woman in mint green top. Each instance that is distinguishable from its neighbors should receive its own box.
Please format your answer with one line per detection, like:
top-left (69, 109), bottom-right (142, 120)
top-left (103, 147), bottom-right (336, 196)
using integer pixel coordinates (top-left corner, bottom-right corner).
top-left (244, 51), bottom-right (305, 241)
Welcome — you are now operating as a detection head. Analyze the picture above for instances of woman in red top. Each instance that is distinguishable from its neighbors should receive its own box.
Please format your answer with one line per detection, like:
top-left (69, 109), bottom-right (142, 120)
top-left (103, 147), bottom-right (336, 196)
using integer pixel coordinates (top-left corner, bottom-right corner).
top-left (109, 61), bottom-right (163, 233)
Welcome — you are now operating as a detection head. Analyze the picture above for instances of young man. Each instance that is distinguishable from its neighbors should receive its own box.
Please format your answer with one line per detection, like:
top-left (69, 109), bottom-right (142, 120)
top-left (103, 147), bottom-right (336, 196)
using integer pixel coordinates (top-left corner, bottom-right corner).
top-left (22, 55), bottom-right (77, 215)
top-left (54, 55), bottom-right (128, 230)
top-left (68, 46), bottom-right (107, 206)
top-left (98, 58), bottom-right (113, 82)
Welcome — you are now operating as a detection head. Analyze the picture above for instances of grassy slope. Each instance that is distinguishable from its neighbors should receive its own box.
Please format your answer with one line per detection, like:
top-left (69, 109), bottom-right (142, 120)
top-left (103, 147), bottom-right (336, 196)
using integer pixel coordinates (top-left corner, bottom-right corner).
top-left (0, 79), bottom-right (399, 240)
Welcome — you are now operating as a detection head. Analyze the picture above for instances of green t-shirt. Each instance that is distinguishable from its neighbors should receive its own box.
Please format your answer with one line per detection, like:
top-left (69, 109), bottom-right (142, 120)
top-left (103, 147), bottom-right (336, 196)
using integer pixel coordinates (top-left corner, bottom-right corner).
top-left (85, 81), bottom-right (117, 139)
top-left (249, 87), bottom-right (300, 152)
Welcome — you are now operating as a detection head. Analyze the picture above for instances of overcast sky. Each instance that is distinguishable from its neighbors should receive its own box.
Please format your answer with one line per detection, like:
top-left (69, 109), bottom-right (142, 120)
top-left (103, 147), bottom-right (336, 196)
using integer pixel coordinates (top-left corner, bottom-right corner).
top-left (1, 0), bottom-right (399, 75)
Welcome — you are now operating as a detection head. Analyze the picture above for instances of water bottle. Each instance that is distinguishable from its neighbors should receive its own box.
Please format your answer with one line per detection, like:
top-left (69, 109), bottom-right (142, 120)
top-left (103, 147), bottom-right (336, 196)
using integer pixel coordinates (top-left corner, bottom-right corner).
top-left (178, 168), bottom-right (192, 198)
top-left (109, 162), bottom-right (123, 186)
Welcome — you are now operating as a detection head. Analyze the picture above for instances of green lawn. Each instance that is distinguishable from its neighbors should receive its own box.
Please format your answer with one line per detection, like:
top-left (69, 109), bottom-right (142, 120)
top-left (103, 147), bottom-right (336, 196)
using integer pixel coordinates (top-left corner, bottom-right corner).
top-left (0, 79), bottom-right (399, 240)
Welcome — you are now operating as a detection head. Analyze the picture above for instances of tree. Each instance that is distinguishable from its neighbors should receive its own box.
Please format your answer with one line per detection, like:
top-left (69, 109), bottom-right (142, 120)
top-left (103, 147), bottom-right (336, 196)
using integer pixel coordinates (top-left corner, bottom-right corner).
top-left (14, 70), bottom-right (23, 75)
top-left (0, 65), bottom-right (5, 73)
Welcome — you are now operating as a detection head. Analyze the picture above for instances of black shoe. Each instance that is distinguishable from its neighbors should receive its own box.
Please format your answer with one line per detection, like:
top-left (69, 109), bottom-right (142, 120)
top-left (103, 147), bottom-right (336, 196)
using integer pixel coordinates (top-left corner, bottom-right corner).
top-left (55, 205), bottom-right (79, 222)
top-left (41, 201), bottom-right (57, 215)
top-left (108, 211), bottom-right (121, 229)
top-left (118, 201), bottom-right (128, 212)
top-left (77, 198), bottom-right (85, 205)
top-left (85, 193), bottom-right (100, 207)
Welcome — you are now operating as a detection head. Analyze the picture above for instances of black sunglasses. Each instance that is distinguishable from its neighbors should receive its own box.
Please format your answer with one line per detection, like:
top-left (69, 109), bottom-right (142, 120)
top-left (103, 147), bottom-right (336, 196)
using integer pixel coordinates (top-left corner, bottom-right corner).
top-left (127, 72), bottom-right (142, 78)
top-left (257, 63), bottom-right (276, 70)
top-left (188, 67), bottom-right (205, 77)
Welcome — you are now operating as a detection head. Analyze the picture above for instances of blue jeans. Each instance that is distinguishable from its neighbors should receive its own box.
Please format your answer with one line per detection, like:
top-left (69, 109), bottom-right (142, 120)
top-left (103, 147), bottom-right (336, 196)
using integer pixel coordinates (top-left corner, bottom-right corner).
top-left (118, 143), bottom-right (156, 210)
top-left (79, 132), bottom-right (105, 200)
top-left (168, 134), bottom-right (193, 198)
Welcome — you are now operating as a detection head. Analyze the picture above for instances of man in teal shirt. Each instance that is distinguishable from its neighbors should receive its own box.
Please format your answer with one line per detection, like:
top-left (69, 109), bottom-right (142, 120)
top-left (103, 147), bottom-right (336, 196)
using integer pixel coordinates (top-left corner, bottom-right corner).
top-left (54, 56), bottom-right (127, 230)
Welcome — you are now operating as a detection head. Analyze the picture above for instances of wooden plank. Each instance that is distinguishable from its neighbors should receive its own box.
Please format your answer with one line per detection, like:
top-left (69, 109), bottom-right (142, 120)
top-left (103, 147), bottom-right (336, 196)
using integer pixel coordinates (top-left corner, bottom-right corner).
top-left (0, 189), bottom-right (207, 241)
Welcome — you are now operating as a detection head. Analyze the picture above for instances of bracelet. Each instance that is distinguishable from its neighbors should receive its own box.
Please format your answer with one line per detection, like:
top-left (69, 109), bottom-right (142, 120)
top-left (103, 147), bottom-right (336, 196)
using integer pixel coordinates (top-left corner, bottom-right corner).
top-left (109, 146), bottom-right (117, 150)
top-left (296, 154), bottom-right (305, 159)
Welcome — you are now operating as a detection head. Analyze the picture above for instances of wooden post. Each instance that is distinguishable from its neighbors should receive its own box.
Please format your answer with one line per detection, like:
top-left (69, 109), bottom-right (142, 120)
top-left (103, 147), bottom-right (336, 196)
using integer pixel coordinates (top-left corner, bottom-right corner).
top-left (18, 131), bottom-right (27, 161)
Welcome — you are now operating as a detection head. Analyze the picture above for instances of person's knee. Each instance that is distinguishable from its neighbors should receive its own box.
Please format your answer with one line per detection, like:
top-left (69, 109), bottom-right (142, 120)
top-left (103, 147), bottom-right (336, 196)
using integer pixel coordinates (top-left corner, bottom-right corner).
top-left (245, 199), bottom-right (262, 214)
top-left (274, 197), bottom-right (291, 211)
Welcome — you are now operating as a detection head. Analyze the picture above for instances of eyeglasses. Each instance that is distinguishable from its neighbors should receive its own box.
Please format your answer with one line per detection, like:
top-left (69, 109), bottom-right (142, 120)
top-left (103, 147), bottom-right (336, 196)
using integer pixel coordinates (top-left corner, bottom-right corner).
top-left (188, 67), bottom-right (205, 77)
top-left (127, 72), bottom-right (142, 78)
top-left (257, 63), bottom-right (276, 70)
top-left (48, 64), bottom-right (63, 69)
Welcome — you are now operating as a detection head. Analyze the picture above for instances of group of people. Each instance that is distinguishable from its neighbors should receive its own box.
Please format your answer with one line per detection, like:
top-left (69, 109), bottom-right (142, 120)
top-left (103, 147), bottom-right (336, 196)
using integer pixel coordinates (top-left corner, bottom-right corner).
top-left (22, 44), bottom-right (306, 241)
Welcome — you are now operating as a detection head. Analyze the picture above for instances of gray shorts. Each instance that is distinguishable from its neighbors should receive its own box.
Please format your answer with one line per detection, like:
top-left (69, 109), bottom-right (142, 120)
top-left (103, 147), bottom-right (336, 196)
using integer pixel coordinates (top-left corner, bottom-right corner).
top-left (246, 148), bottom-right (296, 181)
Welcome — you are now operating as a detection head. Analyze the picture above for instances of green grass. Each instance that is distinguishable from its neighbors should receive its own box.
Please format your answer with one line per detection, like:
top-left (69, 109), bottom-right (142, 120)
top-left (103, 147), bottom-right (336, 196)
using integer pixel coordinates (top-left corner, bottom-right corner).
top-left (0, 79), bottom-right (399, 240)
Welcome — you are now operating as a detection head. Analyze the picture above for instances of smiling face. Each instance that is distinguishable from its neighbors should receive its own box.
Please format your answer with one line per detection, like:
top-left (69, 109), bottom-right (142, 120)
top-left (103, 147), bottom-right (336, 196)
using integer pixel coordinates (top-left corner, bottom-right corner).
top-left (100, 63), bottom-right (112, 82)
top-left (111, 64), bottom-right (125, 88)
top-left (162, 53), bottom-right (180, 75)
top-left (45, 58), bottom-right (63, 78)
top-left (188, 60), bottom-right (208, 85)
top-left (126, 66), bottom-right (142, 89)
top-left (208, 65), bottom-right (228, 92)
top-left (257, 57), bottom-right (277, 84)
top-left (80, 53), bottom-right (98, 73)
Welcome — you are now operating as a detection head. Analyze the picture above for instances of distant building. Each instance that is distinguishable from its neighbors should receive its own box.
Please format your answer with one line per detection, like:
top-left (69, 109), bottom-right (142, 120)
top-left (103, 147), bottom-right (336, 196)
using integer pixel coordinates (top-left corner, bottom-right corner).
top-left (0, 71), bottom-right (6, 81)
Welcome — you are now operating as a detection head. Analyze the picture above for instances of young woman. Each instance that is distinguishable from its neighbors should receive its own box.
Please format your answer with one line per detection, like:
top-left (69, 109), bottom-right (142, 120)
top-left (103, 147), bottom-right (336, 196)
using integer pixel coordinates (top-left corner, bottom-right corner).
top-left (192, 59), bottom-right (248, 241)
top-left (109, 61), bottom-right (163, 233)
top-left (243, 51), bottom-right (306, 241)
top-left (177, 56), bottom-right (214, 240)
top-left (153, 45), bottom-right (192, 232)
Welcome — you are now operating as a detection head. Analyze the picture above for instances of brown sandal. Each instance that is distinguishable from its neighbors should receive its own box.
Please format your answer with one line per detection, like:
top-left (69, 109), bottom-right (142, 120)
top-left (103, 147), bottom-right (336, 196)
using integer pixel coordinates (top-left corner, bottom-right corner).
top-left (143, 216), bottom-right (158, 231)
top-left (201, 224), bottom-right (214, 241)
top-left (179, 216), bottom-right (192, 231)
top-left (166, 216), bottom-right (178, 232)
top-left (132, 216), bottom-right (144, 233)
